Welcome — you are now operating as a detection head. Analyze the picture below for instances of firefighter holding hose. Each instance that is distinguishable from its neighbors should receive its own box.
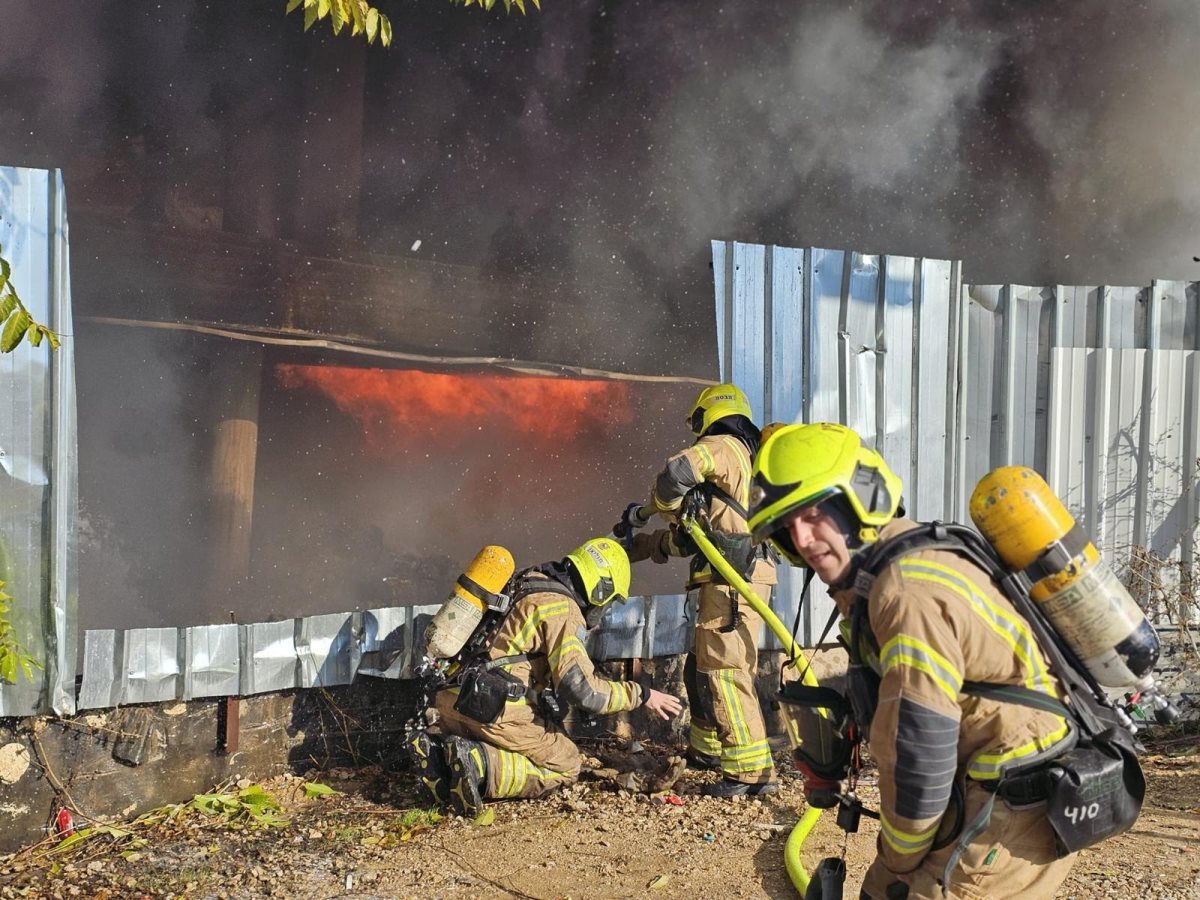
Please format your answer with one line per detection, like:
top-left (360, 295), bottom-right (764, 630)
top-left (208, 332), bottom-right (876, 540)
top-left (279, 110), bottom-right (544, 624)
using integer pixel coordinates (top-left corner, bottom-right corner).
top-left (613, 383), bottom-right (779, 798)
top-left (408, 537), bottom-right (683, 817)
top-left (747, 423), bottom-right (1082, 898)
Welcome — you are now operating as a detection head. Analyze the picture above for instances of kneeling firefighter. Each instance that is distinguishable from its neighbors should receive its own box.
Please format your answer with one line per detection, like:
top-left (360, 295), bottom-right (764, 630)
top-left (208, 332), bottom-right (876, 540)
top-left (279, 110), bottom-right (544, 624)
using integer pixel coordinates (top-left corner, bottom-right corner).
top-left (409, 537), bottom-right (683, 817)
top-left (747, 423), bottom-right (1150, 899)
top-left (612, 383), bottom-right (779, 797)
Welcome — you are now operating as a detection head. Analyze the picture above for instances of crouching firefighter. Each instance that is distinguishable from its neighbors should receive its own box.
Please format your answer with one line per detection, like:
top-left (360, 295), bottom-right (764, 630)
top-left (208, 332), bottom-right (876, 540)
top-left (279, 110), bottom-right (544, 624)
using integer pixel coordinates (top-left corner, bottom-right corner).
top-left (612, 383), bottom-right (779, 797)
top-left (748, 423), bottom-right (1148, 899)
top-left (407, 537), bottom-right (683, 817)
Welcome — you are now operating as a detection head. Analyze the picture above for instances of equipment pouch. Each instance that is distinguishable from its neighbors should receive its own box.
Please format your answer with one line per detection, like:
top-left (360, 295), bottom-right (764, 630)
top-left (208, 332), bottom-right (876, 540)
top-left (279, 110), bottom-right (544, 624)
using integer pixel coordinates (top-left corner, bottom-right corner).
top-left (453, 661), bottom-right (526, 725)
top-left (777, 682), bottom-right (854, 782)
top-left (706, 530), bottom-right (758, 580)
top-left (1043, 728), bottom-right (1144, 856)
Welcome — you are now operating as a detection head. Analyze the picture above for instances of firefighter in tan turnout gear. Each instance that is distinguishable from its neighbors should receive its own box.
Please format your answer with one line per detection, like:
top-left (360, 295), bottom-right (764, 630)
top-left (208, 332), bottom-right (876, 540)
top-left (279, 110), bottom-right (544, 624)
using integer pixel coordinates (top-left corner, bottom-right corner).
top-left (409, 538), bottom-right (682, 817)
top-left (613, 383), bottom-right (779, 797)
top-left (748, 423), bottom-right (1079, 899)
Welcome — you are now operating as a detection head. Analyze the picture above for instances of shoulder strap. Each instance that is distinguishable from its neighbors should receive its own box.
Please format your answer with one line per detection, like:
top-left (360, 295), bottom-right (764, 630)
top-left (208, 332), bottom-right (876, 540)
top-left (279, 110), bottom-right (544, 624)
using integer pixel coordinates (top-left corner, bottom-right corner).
top-left (846, 522), bottom-right (1108, 736)
top-left (960, 680), bottom-right (1071, 717)
top-left (702, 481), bottom-right (749, 520)
top-left (510, 569), bottom-right (577, 604)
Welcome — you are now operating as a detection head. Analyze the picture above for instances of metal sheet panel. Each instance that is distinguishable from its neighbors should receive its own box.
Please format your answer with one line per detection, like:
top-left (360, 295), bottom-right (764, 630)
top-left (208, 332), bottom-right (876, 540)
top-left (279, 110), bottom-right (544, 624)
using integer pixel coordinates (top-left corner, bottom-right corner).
top-left (184, 623), bottom-right (240, 700)
top-left (78, 629), bottom-right (119, 710)
top-left (0, 167), bottom-right (77, 716)
top-left (240, 620), bottom-right (298, 696)
top-left (121, 627), bottom-right (182, 705)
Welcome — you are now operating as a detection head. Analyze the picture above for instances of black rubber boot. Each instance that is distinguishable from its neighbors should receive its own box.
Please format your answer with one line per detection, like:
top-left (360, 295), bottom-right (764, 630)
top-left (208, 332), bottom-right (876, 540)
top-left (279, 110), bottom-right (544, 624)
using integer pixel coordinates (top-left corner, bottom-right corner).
top-left (444, 736), bottom-right (488, 818)
top-left (685, 749), bottom-right (722, 772)
top-left (701, 778), bottom-right (780, 799)
top-left (405, 730), bottom-right (451, 807)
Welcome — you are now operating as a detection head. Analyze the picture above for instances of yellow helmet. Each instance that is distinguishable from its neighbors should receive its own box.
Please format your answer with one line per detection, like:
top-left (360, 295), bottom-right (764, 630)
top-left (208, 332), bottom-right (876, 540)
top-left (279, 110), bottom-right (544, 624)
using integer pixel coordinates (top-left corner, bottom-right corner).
top-left (565, 537), bottom-right (631, 607)
top-left (748, 423), bottom-right (902, 565)
top-left (687, 383), bottom-right (753, 435)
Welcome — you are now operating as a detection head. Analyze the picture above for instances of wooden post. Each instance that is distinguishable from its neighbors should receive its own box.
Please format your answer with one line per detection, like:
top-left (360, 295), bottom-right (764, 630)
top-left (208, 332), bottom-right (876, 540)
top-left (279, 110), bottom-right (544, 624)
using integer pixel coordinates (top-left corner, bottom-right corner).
top-left (208, 343), bottom-right (264, 602)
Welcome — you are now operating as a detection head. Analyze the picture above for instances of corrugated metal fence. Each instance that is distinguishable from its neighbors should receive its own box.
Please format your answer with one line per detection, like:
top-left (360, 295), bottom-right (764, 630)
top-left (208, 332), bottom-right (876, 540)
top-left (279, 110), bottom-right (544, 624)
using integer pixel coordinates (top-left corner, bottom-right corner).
top-left (0, 167), bottom-right (77, 716)
top-left (713, 241), bottom-right (1200, 644)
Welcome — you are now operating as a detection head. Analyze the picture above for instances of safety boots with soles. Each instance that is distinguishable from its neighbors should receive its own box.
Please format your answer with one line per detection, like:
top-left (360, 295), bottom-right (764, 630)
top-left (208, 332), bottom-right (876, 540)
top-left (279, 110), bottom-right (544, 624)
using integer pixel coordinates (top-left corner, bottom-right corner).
top-left (405, 730), bottom-right (451, 807)
top-left (701, 778), bottom-right (780, 799)
top-left (444, 736), bottom-right (488, 818)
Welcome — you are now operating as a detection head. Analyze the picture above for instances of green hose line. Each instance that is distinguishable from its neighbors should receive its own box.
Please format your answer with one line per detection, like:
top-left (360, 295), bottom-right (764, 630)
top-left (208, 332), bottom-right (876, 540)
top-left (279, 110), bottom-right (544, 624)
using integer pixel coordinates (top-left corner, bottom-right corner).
top-left (681, 517), bottom-right (827, 897)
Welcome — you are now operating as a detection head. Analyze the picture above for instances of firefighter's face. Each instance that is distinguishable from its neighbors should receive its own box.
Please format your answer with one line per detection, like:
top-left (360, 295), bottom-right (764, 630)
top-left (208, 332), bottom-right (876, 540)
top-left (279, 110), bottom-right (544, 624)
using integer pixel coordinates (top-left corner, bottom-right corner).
top-left (785, 504), bottom-right (851, 584)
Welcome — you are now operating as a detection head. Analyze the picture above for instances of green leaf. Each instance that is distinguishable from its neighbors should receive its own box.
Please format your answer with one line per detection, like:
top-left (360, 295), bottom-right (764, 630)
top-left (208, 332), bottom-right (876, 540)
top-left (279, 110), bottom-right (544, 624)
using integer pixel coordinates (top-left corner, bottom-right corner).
top-left (53, 828), bottom-right (94, 854)
top-left (365, 8), bottom-right (379, 42)
top-left (0, 257), bottom-right (10, 292)
top-left (330, 0), bottom-right (346, 34)
top-left (19, 658), bottom-right (34, 683)
top-left (0, 654), bottom-right (16, 685)
top-left (0, 294), bottom-right (17, 323)
top-left (303, 3), bottom-right (318, 30)
top-left (286, 0), bottom-right (303, 12)
top-left (303, 782), bottom-right (341, 798)
top-left (2, 309), bottom-right (31, 351)
top-left (27, 325), bottom-right (42, 348)
top-left (317, 0), bottom-right (330, 18)
top-left (380, 14), bottom-right (392, 46)
top-left (472, 807), bottom-right (495, 827)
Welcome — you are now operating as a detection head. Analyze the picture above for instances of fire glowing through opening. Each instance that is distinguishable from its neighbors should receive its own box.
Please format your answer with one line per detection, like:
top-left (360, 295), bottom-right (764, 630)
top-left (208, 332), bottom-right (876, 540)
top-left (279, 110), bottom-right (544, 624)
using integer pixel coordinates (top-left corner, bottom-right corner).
top-left (276, 364), bottom-right (634, 450)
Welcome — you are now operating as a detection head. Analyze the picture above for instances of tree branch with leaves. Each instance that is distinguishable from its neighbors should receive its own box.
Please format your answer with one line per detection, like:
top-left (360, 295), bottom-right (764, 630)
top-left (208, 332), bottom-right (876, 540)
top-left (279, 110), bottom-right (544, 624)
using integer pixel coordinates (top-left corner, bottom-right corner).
top-left (0, 245), bottom-right (59, 353)
top-left (286, 0), bottom-right (544, 46)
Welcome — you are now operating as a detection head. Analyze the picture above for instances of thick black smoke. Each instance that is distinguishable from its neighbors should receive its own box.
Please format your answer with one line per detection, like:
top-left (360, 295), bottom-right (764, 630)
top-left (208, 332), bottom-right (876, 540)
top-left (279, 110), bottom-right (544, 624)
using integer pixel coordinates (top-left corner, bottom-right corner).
top-left (4, 1), bottom-right (1200, 364)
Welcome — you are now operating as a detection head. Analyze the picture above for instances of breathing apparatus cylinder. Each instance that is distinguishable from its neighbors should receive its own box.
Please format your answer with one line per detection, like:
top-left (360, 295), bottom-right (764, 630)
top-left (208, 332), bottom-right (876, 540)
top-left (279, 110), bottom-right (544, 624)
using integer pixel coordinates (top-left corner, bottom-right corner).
top-left (422, 545), bottom-right (515, 660)
top-left (969, 466), bottom-right (1159, 691)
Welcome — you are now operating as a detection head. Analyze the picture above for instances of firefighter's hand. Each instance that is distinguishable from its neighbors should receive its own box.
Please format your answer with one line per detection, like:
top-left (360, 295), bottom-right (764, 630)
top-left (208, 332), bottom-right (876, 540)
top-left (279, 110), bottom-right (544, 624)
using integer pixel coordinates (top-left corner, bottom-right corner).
top-left (643, 689), bottom-right (683, 720)
top-left (613, 502), bottom-right (651, 543)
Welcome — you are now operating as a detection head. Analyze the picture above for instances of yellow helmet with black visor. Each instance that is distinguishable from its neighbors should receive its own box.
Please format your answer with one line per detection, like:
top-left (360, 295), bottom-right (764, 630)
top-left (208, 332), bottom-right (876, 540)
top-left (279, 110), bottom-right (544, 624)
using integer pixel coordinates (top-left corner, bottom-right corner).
top-left (747, 423), bottom-right (903, 567)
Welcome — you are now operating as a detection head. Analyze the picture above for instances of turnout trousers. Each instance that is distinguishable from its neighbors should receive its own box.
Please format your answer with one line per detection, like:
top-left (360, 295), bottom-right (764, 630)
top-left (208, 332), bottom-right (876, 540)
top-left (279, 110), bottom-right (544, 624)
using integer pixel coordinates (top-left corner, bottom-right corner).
top-left (434, 688), bottom-right (581, 800)
top-left (860, 780), bottom-right (1077, 899)
top-left (685, 581), bottom-right (776, 784)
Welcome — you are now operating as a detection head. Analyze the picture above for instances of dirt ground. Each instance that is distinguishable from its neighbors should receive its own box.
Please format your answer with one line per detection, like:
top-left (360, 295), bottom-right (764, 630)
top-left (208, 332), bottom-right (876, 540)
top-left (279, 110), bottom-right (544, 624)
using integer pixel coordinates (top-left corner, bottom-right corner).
top-left (2, 735), bottom-right (1198, 900)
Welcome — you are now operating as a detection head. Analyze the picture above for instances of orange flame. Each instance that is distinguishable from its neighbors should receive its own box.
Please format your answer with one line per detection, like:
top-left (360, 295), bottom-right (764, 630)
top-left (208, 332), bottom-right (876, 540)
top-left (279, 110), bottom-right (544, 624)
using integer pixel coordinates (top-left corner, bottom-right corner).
top-left (275, 364), bottom-right (633, 449)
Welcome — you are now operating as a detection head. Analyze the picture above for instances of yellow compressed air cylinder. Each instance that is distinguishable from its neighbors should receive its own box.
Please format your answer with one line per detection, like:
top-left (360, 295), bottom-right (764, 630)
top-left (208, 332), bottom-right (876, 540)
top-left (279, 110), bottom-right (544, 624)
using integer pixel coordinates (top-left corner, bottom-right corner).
top-left (422, 545), bottom-right (515, 660)
top-left (970, 466), bottom-right (1159, 691)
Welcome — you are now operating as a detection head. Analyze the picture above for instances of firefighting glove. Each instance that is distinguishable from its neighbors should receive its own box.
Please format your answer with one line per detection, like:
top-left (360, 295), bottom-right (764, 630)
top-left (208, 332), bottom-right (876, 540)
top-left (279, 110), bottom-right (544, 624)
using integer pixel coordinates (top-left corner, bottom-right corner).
top-left (612, 502), bottom-right (651, 545)
top-left (793, 752), bottom-right (842, 809)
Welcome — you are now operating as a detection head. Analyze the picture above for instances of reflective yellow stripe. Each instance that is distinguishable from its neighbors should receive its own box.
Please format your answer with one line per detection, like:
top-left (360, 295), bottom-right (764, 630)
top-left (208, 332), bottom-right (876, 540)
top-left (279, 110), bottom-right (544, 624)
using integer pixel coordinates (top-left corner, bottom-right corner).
top-left (605, 680), bottom-right (627, 714)
top-left (880, 814), bottom-right (938, 855)
top-left (690, 723), bottom-right (722, 755)
top-left (967, 718), bottom-right (1072, 780)
top-left (547, 636), bottom-right (586, 669)
top-left (899, 561), bottom-right (1054, 694)
top-left (879, 634), bottom-right (963, 703)
top-left (505, 600), bottom-right (570, 656)
top-left (713, 669), bottom-right (750, 747)
top-left (694, 443), bottom-right (716, 476)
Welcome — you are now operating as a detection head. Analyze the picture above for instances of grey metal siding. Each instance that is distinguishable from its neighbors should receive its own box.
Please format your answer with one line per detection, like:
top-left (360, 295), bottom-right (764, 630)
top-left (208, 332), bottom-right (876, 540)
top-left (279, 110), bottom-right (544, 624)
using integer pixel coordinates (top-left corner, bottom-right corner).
top-left (714, 239), bottom-right (1200, 644)
top-left (0, 167), bottom-right (77, 715)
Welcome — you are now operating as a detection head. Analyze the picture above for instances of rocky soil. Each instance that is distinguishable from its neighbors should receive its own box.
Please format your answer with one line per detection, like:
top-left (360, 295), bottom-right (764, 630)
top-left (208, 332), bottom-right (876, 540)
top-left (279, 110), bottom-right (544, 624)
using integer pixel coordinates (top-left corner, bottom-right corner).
top-left (2, 735), bottom-right (1198, 899)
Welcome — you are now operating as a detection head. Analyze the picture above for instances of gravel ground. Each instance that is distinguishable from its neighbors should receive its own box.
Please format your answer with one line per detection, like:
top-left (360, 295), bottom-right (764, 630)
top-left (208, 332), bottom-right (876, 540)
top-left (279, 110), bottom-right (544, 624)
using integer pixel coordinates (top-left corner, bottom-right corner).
top-left (2, 738), bottom-right (1198, 899)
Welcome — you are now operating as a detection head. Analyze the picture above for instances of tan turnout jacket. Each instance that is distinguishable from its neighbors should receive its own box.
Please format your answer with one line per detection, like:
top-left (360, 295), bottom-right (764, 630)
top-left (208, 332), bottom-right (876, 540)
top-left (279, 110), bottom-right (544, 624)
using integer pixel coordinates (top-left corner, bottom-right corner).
top-left (485, 572), bottom-right (645, 716)
top-left (834, 519), bottom-right (1074, 876)
top-left (632, 432), bottom-right (777, 587)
